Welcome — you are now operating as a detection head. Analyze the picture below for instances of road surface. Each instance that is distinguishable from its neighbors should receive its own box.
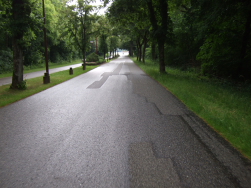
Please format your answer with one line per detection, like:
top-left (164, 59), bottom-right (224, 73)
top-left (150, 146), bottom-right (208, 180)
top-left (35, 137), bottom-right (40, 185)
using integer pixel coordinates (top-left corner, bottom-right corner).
top-left (0, 63), bottom-right (82, 86)
top-left (0, 54), bottom-right (251, 187)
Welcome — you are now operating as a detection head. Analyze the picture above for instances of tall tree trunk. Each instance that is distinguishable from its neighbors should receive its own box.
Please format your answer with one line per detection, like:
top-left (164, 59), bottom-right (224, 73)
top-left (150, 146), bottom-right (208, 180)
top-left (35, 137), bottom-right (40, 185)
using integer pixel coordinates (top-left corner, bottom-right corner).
top-left (136, 40), bottom-right (140, 61)
top-left (142, 45), bottom-right (146, 63)
top-left (159, 0), bottom-right (168, 73)
top-left (238, 8), bottom-right (251, 78)
top-left (139, 45), bottom-right (142, 61)
top-left (136, 37), bottom-right (144, 62)
top-left (11, 0), bottom-right (26, 89)
top-left (129, 40), bottom-right (134, 56)
top-left (143, 41), bottom-right (147, 64)
top-left (158, 40), bottom-right (165, 73)
top-left (96, 37), bottom-right (99, 55)
top-left (11, 38), bottom-right (24, 89)
top-left (147, 0), bottom-right (168, 73)
top-left (142, 31), bottom-right (149, 64)
top-left (82, 47), bottom-right (86, 69)
top-left (82, 50), bottom-right (86, 70)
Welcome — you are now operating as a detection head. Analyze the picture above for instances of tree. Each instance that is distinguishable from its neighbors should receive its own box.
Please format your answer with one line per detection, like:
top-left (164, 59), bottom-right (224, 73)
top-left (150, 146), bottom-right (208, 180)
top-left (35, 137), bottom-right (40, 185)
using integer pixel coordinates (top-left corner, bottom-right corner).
top-left (95, 15), bottom-right (110, 59)
top-left (64, 0), bottom-right (95, 70)
top-left (99, 34), bottom-right (108, 60)
top-left (107, 0), bottom-right (151, 63)
top-left (107, 35), bottom-right (119, 57)
top-left (0, 0), bottom-right (94, 80)
top-left (193, 0), bottom-right (251, 79)
top-left (108, 0), bottom-right (172, 70)
top-left (0, 1), bottom-right (13, 74)
top-left (11, 0), bottom-right (31, 89)
top-left (146, 0), bottom-right (172, 73)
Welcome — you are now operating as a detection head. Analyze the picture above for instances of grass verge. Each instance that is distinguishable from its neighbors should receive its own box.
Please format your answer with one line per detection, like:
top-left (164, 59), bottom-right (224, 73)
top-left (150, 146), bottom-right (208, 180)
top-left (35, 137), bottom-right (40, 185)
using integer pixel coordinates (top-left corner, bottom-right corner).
top-left (0, 59), bottom-right (83, 78)
top-left (0, 65), bottom-right (98, 108)
top-left (132, 57), bottom-right (251, 160)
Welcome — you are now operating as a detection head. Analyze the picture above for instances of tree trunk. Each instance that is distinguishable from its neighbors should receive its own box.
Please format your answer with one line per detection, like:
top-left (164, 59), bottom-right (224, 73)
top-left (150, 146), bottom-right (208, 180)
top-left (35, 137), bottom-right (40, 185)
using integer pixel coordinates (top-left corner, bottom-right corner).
top-left (142, 31), bottom-right (149, 64)
top-left (143, 41), bottom-right (147, 64)
top-left (129, 40), bottom-right (134, 56)
top-left (136, 37), bottom-right (144, 62)
top-left (158, 41), bottom-right (165, 73)
top-left (238, 8), bottom-right (251, 78)
top-left (159, 0), bottom-right (168, 73)
top-left (82, 52), bottom-right (86, 70)
top-left (11, 0), bottom-right (26, 89)
top-left (147, 0), bottom-right (168, 73)
top-left (11, 38), bottom-right (24, 89)
top-left (136, 40), bottom-right (140, 61)
top-left (152, 42), bottom-right (157, 60)
top-left (139, 45), bottom-right (142, 61)
top-left (82, 28), bottom-right (86, 70)
top-left (95, 37), bottom-right (99, 55)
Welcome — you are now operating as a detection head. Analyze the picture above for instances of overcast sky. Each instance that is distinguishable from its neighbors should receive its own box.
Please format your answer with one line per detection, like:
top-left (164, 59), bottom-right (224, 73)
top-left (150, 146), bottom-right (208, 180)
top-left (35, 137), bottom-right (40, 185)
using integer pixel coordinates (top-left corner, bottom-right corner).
top-left (67, 0), bottom-right (112, 15)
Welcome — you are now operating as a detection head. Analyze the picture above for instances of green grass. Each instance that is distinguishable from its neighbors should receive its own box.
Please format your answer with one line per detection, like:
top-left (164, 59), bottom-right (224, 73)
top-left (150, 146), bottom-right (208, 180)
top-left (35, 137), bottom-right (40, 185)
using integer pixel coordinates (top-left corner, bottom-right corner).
top-left (0, 59), bottom-right (83, 78)
top-left (0, 65), bottom-right (98, 108)
top-left (132, 57), bottom-right (251, 160)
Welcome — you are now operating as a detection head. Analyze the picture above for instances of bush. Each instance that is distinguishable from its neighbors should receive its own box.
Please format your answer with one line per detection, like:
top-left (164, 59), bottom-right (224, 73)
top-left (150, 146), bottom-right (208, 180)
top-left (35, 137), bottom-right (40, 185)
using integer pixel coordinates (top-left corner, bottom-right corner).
top-left (86, 52), bottom-right (99, 62)
top-left (98, 57), bottom-right (105, 64)
top-left (197, 33), bottom-right (240, 78)
top-left (24, 50), bottom-right (44, 67)
top-left (0, 49), bottom-right (13, 73)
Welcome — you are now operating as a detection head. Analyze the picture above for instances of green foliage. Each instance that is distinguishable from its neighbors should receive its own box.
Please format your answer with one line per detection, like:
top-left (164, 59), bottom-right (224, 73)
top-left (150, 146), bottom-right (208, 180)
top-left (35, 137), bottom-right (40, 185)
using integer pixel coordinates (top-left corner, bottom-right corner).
top-left (107, 35), bottom-right (119, 53)
top-left (164, 0), bottom-right (251, 80)
top-left (197, 33), bottom-right (239, 77)
top-left (99, 34), bottom-right (108, 57)
top-left (194, 1), bottom-right (251, 78)
top-left (86, 52), bottom-right (99, 62)
top-left (62, 1), bottom-right (97, 70)
top-left (145, 48), bottom-right (152, 59)
top-left (0, 49), bottom-right (13, 73)
top-left (0, 0), bottom-right (81, 72)
top-left (108, 0), bottom-right (151, 62)
top-left (98, 57), bottom-right (105, 64)
top-left (50, 41), bottom-right (73, 63)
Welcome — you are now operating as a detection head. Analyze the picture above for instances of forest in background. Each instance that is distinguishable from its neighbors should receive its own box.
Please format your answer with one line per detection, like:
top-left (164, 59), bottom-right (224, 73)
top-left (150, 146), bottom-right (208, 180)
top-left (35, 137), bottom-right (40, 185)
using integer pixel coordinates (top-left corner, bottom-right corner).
top-left (108, 0), bottom-right (251, 82)
top-left (0, 0), bottom-right (251, 89)
top-left (0, 0), bottom-right (119, 88)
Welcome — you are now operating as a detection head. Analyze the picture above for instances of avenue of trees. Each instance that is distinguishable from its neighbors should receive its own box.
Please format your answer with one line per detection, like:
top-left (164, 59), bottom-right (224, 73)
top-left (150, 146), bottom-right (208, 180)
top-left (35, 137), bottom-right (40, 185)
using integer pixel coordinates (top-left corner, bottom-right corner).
top-left (108, 0), bottom-right (251, 81)
top-left (0, 0), bottom-right (250, 89)
top-left (0, 0), bottom-right (119, 89)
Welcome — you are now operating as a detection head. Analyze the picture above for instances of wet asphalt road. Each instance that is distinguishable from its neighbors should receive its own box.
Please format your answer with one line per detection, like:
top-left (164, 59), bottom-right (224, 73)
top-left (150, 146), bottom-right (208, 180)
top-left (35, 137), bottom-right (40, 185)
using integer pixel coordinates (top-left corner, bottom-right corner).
top-left (0, 55), bottom-right (251, 188)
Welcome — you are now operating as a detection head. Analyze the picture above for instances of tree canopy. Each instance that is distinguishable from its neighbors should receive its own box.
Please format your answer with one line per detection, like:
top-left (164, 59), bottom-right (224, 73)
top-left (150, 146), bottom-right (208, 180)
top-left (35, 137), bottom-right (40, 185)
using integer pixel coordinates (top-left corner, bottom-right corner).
top-left (107, 0), bottom-right (251, 80)
top-left (0, 0), bottom-right (250, 88)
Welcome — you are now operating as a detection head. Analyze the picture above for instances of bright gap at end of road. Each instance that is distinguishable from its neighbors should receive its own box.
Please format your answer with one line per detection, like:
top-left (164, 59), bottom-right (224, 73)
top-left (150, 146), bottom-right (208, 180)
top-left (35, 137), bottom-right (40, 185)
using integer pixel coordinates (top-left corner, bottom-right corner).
top-left (67, 0), bottom-right (112, 15)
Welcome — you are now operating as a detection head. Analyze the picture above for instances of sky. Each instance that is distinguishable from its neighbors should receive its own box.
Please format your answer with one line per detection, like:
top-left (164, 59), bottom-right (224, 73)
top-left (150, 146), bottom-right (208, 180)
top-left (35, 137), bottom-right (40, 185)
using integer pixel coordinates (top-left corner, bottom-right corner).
top-left (67, 0), bottom-right (112, 15)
